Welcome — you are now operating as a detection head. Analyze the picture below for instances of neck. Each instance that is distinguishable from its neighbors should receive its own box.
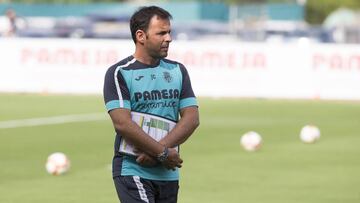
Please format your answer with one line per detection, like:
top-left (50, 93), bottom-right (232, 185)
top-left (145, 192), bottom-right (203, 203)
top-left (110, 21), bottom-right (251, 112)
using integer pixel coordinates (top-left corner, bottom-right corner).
top-left (133, 52), bottom-right (160, 66)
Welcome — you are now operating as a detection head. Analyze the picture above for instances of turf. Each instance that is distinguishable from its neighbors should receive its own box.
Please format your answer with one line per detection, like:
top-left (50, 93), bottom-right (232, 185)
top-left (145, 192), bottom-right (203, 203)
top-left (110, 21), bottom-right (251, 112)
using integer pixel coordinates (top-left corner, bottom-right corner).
top-left (0, 93), bottom-right (359, 203)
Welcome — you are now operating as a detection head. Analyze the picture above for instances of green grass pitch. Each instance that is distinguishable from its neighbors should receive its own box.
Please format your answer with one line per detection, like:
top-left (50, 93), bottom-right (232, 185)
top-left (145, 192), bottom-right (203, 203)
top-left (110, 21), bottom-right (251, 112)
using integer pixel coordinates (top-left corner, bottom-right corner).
top-left (0, 93), bottom-right (359, 203)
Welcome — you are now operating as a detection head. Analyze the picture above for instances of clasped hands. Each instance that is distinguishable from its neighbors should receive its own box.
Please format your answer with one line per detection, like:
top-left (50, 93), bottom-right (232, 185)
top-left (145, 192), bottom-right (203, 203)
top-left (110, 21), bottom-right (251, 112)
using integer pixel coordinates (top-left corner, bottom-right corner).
top-left (135, 148), bottom-right (183, 170)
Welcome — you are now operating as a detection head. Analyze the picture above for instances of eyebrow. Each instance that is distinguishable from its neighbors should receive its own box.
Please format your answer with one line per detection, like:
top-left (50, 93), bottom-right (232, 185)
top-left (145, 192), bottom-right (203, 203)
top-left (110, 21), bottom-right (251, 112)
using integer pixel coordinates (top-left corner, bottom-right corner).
top-left (157, 29), bottom-right (171, 34)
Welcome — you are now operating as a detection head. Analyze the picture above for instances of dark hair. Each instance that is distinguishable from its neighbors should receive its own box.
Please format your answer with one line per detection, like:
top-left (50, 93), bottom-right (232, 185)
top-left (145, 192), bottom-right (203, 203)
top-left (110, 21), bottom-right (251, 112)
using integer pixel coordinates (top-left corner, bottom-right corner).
top-left (130, 6), bottom-right (172, 43)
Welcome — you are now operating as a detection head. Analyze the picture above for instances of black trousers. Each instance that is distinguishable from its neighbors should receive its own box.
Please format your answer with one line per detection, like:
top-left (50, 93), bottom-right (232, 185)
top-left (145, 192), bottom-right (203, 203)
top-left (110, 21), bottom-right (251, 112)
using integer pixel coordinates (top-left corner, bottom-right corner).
top-left (113, 176), bottom-right (179, 203)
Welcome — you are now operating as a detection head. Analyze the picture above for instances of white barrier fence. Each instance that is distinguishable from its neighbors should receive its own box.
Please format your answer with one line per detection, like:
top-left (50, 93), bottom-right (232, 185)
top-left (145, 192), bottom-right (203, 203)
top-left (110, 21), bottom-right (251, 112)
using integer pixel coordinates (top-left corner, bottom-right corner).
top-left (1, 38), bottom-right (360, 100)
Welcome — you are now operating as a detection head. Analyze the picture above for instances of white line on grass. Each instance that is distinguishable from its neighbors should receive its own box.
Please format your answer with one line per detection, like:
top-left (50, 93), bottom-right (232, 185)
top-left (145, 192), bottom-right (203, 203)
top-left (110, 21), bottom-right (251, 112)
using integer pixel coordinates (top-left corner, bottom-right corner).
top-left (0, 113), bottom-right (108, 129)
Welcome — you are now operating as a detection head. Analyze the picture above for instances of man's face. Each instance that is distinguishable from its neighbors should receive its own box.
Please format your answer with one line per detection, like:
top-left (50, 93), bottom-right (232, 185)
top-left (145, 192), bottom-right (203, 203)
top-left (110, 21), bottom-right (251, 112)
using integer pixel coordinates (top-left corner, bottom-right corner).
top-left (144, 15), bottom-right (172, 59)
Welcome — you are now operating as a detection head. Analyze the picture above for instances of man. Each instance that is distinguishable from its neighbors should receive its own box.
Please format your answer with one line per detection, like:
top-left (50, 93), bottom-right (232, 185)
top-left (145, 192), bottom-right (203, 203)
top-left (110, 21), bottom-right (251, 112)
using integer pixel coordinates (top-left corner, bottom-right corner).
top-left (103, 6), bottom-right (200, 203)
top-left (3, 9), bottom-right (18, 37)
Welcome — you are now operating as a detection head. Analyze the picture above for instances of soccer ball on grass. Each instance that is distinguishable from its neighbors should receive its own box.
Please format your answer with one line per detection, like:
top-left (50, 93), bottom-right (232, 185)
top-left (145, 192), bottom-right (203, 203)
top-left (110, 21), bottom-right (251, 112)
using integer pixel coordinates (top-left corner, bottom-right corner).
top-left (45, 152), bottom-right (71, 175)
top-left (299, 125), bottom-right (320, 143)
top-left (240, 131), bottom-right (262, 151)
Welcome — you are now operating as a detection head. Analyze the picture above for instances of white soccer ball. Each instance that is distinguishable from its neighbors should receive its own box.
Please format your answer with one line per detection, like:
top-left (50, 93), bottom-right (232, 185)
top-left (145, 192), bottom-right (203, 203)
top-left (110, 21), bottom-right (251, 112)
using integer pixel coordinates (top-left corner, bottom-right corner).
top-left (45, 152), bottom-right (71, 175)
top-left (300, 125), bottom-right (321, 143)
top-left (240, 131), bottom-right (262, 151)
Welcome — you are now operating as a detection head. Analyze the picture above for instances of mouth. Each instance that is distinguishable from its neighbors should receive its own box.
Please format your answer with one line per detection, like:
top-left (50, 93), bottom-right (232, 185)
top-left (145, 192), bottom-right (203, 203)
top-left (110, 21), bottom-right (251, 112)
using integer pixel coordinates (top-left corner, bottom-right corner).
top-left (161, 47), bottom-right (169, 51)
top-left (161, 43), bottom-right (169, 49)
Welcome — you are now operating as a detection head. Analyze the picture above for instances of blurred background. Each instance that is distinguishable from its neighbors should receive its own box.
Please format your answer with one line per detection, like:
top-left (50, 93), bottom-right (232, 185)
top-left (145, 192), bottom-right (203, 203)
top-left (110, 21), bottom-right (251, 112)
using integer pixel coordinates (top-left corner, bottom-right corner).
top-left (1, 0), bottom-right (360, 43)
top-left (1, 0), bottom-right (360, 99)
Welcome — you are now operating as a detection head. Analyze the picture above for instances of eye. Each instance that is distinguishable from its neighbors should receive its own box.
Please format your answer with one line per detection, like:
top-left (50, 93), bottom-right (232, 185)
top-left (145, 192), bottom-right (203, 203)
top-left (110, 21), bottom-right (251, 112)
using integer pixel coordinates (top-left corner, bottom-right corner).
top-left (158, 30), bottom-right (171, 36)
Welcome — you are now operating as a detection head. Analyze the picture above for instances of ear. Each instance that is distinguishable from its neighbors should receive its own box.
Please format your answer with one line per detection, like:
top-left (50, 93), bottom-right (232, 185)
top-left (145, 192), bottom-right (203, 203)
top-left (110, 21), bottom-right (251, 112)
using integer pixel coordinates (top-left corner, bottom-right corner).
top-left (136, 30), bottom-right (146, 44)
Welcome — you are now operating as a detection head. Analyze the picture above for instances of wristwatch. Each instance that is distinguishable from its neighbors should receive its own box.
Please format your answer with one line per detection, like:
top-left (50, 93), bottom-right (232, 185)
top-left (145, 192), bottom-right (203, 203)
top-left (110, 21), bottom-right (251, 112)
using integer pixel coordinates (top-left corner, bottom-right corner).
top-left (157, 147), bottom-right (169, 162)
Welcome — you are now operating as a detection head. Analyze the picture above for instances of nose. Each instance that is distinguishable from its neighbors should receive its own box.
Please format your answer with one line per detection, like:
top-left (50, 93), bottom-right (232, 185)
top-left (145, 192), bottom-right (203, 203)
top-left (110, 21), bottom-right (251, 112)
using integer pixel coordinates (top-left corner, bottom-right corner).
top-left (165, 33), bottom-right (172, 42)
